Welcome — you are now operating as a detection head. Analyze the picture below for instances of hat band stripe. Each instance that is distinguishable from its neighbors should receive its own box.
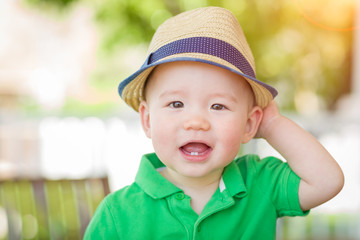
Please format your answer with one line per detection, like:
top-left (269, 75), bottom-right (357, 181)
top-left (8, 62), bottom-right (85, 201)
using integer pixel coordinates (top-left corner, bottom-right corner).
top-left (148, 37), bottom-right (255, 78)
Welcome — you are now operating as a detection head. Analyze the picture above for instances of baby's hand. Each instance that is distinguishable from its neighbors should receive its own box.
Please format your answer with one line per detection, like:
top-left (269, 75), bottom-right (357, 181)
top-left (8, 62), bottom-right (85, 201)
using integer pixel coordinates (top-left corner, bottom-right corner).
top-left (255, 100), bottom-right (281, 139)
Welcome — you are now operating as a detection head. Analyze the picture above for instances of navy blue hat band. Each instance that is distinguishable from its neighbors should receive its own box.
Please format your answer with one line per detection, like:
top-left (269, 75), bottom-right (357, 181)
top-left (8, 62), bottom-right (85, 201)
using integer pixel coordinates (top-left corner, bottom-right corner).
top-left (148, 37), bottom-right (256, 78)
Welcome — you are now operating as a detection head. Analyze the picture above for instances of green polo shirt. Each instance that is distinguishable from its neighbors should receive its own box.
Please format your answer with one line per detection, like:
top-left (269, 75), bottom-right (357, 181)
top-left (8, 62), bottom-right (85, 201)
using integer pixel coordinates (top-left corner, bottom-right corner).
top-left (84, 153), bottom-right (308, 239)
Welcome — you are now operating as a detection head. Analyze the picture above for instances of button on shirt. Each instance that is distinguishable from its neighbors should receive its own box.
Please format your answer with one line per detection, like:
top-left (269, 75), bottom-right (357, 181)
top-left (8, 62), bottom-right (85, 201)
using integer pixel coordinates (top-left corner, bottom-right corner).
top-left (84, 153), bottom-right (309, 240)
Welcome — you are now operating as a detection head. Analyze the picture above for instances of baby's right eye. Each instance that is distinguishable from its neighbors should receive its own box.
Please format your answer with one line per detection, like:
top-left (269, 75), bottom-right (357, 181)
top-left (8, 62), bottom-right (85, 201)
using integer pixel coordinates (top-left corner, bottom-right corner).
top-left (169, 101), bottom-right (184, 108)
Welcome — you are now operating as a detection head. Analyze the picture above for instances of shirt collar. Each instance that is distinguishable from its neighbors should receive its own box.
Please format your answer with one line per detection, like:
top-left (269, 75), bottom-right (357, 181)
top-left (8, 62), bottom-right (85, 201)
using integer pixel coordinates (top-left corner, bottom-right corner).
top-left (135, 153), bottom-right (247, 199)
top-left (221, 160), bottom-right (248, 198)
top-left (135, 153), bottom-right (182, 199)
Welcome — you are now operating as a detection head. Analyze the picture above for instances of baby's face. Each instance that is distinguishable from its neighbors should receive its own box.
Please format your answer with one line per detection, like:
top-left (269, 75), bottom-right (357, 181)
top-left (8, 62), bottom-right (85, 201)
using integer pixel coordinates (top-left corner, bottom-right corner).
top-left (140, 61), bottom-right (261, 182)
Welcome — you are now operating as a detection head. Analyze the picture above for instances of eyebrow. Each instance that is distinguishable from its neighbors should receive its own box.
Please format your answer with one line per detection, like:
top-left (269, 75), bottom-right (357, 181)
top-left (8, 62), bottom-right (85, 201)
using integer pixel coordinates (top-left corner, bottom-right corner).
top-left (159, 90), bottom-right (239, 103)
top-left (159, 90), bottom-right (186, 99)
top-left (208, 92), bottom-right (238, 103)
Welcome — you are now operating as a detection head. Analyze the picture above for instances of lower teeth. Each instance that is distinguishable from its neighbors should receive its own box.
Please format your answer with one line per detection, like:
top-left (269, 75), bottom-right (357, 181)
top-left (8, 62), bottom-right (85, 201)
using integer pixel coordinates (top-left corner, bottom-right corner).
top-left (190, 152), bottom-right (199, 156)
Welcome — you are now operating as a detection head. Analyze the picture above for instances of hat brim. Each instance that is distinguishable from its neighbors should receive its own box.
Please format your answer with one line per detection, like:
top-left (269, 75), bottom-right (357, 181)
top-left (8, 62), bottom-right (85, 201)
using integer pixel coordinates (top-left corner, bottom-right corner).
top-left (119, 56), bottom-right (278, 111)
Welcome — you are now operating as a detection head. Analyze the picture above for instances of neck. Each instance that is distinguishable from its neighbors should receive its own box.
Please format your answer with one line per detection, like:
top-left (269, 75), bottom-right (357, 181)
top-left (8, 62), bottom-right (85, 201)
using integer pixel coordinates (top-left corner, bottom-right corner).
top-left (161, 168), bottom-right (223, 190)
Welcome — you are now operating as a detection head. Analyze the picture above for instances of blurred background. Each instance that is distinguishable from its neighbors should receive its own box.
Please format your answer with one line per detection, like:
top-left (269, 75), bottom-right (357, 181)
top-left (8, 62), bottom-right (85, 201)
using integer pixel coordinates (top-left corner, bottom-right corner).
top-left (0, 0), bottom-right (359, 239)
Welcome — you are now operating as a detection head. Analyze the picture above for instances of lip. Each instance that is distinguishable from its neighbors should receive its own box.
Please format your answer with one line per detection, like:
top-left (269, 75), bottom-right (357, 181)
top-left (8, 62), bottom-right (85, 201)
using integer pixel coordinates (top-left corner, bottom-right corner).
top-left (179, 141), bottom-right (213, 162)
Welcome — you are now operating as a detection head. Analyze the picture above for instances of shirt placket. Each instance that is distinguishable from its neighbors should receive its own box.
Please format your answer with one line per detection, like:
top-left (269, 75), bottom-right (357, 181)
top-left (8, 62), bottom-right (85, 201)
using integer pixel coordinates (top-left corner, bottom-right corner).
top-left (167, 188), bottom-right (236, 240)
top-left (167, 192), bottom-right (199, 239)
top-left (192, 189), bottom-right (235, 240)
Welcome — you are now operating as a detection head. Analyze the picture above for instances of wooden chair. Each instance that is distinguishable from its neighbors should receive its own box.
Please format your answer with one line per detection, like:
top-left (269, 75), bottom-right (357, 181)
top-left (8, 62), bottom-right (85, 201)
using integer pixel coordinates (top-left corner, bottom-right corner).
top-left (0, 177), bottom-right (110, 240)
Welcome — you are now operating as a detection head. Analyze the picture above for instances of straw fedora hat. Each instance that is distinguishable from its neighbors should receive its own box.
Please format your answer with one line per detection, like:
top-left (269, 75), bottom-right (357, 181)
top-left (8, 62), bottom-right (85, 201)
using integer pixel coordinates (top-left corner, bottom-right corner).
top-left (118, 6), bottom-right (278, 111)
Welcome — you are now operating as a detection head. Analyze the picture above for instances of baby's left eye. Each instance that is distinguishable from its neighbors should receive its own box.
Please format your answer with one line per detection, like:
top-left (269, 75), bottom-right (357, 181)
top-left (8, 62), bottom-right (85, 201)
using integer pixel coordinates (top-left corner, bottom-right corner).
top-left (211, 104), bottom-right (226, 110)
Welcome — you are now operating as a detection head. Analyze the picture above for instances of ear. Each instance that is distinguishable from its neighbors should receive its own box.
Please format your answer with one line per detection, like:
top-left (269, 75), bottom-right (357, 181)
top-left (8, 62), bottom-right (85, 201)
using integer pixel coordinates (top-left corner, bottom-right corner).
top-left (139, 101), bottom-right (152, 138)
top-left (242, 106), bottom-right (263, 143)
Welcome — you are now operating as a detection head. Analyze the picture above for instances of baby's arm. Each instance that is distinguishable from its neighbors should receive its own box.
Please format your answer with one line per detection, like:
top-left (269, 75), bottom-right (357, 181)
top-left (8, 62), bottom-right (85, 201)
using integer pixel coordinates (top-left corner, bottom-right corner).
top-left (256, 101), bottom-right (344, 211)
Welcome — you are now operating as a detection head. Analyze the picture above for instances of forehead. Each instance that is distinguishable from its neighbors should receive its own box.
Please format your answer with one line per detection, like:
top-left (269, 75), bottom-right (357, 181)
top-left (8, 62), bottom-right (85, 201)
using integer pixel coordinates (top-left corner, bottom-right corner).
top-left (145, 61), bottom-right (253, 97)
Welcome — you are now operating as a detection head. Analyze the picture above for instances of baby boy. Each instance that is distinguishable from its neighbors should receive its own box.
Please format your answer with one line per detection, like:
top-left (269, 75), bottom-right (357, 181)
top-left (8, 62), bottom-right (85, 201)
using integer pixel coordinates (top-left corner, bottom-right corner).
top-left (84, 7), bottom-right (344, 239)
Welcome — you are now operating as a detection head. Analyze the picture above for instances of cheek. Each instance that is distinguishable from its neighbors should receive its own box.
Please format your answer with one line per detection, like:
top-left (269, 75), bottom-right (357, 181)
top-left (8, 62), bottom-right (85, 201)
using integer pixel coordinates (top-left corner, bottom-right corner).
top-left (217, 119), bottom-right (247, 148)
top-left (149, 117), bottom-right (177, 165)
top-left (223, 130), bottom-right (243, 150)
top-left (149, 115), bottom-right (174, 144)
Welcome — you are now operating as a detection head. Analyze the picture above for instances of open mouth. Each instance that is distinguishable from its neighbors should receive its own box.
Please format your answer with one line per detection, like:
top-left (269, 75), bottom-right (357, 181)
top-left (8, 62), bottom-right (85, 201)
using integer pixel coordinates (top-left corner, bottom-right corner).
top-left (180, 142), bottom-right (212, 161)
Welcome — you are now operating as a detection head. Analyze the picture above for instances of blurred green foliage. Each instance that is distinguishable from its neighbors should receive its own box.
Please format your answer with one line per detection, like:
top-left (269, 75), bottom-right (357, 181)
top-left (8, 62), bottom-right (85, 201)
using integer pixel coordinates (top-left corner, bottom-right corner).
top-left (25, 0), bottom-right (78, 12)
top-left (24, 0), bottom-right (355, 112)
top-left (19, 96), bottom-right (120, 118)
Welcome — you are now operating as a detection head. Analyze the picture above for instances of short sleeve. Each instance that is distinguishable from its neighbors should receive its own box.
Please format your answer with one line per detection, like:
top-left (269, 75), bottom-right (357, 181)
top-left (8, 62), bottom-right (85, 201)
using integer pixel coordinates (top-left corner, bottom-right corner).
top-left (247, 155), bottom-right (310, 217)
top-left (83, 197), bottom-right (120, 240)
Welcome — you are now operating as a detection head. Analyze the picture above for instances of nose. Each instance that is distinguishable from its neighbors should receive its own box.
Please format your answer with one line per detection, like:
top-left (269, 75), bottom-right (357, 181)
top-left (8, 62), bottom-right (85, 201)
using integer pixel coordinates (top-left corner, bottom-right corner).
top-left (183, 115), bottom-right (210, 131)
